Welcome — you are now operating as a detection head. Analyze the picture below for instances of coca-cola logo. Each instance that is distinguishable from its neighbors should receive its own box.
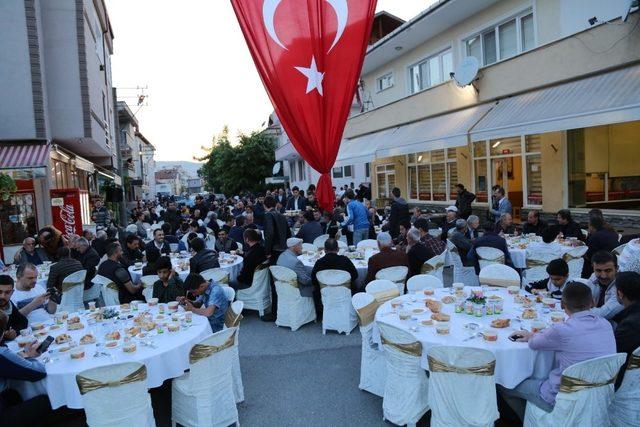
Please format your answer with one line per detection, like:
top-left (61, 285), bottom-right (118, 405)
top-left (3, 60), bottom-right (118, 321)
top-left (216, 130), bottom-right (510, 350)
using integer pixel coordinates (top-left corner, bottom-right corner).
top-left (59, 204), bottom-right (76, 236)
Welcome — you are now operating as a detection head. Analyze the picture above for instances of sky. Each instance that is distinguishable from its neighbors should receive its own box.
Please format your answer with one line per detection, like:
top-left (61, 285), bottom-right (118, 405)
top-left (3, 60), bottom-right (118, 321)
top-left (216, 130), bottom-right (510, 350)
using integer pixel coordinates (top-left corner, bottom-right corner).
top-left (106, 0), bottom-right (436, 161)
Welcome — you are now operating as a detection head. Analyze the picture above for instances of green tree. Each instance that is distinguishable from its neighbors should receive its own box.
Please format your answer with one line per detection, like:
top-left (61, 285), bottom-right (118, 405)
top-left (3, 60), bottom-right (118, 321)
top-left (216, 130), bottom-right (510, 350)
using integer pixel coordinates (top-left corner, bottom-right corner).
top-left (197, 126), bottom-right (276, 195)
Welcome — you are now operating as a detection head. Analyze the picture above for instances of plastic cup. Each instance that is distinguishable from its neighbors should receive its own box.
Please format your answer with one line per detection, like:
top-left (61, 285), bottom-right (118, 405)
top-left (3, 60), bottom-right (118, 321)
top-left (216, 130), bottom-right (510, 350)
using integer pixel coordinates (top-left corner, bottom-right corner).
top-left (71, 346), bottom-right (85, 360)
top-left (435, 322), bottom-right (450, 335)
top-left (483, 329), bottom-right (498, 342)
top-left (147, 298), bottom-right (158, 307)
top-left (167, 301), bottom-right (179, 312)
top-left (531, 321), bottom-right (546, 334)
top-left (550, 312), bottom-right (565, 323)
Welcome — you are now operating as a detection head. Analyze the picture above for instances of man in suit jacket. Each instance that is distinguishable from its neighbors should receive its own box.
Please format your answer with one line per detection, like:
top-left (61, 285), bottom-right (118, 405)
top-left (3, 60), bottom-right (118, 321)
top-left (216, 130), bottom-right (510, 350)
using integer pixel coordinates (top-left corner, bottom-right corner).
top-left (276, 238), bottom-right (313, 298)
top-left (235, 229), bottom-right (267, 290)
top-left (286, 186), bottom-right (307, 211)
top-left (311, 239), bottom-right (358, 292)
top-left (490, 187), bottom-right (512, 223)
top-left (188, 237), bottom-right (219, 274)
top-left (145, 228), bottom-right (171, 255)
top-left (406, 229), bottom-right (431, 278)
top-left (583, 216), bottom-right (620, 277)
top-left (364, 232), bottom-right (409, 284)
top-left (296, 210), bottom-right (324, 244)
top-left (612, 271), bottom-right (640, 388)
top-left (467, 224), bottom-right (514, 274)
top-left (388, 187), bottom-right (410, 239)
top-left (263, 196), bottom-right (290, 262)
top-left (449, 219), bottom-right (473, 263)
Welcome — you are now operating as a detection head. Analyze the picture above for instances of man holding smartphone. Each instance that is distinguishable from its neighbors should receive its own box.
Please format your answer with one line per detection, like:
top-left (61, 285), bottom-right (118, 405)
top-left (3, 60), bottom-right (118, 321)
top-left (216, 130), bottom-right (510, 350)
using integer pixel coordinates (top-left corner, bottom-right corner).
top-left (10, 264), bottom-right (57, 323)
top-left (179, 273), bottom-right (229, 333)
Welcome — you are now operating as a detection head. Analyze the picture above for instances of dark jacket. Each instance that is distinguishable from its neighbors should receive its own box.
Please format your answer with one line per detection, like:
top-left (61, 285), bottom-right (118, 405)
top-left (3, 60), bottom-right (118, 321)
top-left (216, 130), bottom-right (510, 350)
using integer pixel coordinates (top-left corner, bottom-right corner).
top-left (215, 238), bottom-right (238, 254)
top-left (364, 247), bottom-right (409, 284)
top-left (145, 240), bottom-right (171, 255)
top-left (407, 243), bottom-right (431, 278)
top-left (442, 220), bottom-right (457, 241)
top-left (555, 221), bottom-right (584, 240)
top-left (152, 276), bottom-right (186, 304)
top-left (296, 221), bottom-right (324, 244)
top-left (263, 209), bottom-right (291, 256)
top-left (311, 252), bottom-right (359, 292)
top-left (91, 237), bottom-right (107, 258)
top-left (286, 196), bottom-right (307, 211)
top-left (467, 231), bottom-right (513, 274)
top-left (189, 249), bottom-right (219, 274)
top-left (389, 197), bottom-right (410, 238)
top-left (253, 202), bottom-right (265, 226)
top-left (73, 247), bottom-right (100, 290)
top-left (455, 190), bottom-right (476, 219)
top-left (236, 243), bottom-right (267, 289)
top-left (228, 226), bottom-right (245, 244)
top-left (449, 230), bottom-right (473, 263)
top-left (120, 246), bottom-right (144, 268)
top-left (161, 208), bottom-right (181, 233)
top-left (522, 219), bottom-right (547, 236)
top-left (3, 301), bottom-right (29, 338)
top-left (584, 228), bottom-right (620, 277)
top-left (91, 206), bottom-right (111, 228)
top-left (13, 248), bottom-right (48, 266)
top-left (97, 259), bottom-right (142, 304)
top-left (612, 302), bottom-right (640, 388)
top-left (46, 257), bottom-right (84, 293)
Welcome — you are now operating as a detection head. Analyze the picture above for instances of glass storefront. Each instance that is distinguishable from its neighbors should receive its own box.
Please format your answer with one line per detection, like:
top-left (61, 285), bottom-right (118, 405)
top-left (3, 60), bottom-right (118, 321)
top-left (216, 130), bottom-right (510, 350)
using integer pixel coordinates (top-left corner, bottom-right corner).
top-left (407, 148), bottom-right (458, 202)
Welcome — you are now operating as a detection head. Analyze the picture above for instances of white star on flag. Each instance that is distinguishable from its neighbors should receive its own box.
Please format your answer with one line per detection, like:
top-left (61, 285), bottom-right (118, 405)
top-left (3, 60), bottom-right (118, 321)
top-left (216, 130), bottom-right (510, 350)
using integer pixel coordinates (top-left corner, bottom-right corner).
top-left (295, 56), bottom-right (324, 96)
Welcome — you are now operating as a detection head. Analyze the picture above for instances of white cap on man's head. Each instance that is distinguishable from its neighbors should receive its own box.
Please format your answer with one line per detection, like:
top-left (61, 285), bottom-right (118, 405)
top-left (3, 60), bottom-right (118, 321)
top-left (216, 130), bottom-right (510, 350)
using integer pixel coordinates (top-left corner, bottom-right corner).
top-left (446, 206), bottom-right (458, 212)
top-left (286, 237), bottom-right (303, 248)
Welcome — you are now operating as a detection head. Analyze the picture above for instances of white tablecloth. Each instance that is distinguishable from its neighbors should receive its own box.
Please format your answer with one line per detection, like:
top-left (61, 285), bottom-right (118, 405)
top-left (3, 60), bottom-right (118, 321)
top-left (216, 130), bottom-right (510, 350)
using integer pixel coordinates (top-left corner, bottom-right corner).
top-left (297, 248), bottom-right (378, 287)
top-left (373, 286), bottom-right (555, 389)
top-left (8, 305), bottom-right (212, 409)
top-left (507, 242), bottom-right (578, 269)
top-left (128, 255), bottom-right (243, 284)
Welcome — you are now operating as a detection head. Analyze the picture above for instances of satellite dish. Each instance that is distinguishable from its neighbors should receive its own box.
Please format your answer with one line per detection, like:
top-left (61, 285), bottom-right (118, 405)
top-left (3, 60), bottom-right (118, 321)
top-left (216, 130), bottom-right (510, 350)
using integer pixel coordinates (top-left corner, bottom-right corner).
top-left (453, 57), bottom-right (479, 87)
top-left (272, 162), bottom-right (282, 175)
top-left (621, 0), bottom-right (638, 22)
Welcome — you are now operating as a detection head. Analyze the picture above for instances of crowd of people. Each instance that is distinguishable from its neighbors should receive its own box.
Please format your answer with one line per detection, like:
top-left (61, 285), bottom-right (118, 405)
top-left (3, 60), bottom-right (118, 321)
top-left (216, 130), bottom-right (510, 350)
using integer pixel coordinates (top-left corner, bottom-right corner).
top-left (1, 181), bottom-right (640, 424)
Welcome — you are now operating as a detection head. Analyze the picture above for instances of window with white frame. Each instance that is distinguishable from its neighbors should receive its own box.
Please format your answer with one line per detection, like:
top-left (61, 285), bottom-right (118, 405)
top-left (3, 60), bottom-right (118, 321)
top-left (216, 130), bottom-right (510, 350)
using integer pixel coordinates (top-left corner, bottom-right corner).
top-left (465, 10), bottom-right (535, 67)
top-left (376, 73), bottom-right (394, 92)
top-left (298, 160), bottom-right (306, 180)
top-left (332, 167), bottom-right (343, 179)
top-left (408, 49), bottom-right (454, 94)
top-left (289, 160), bottom-right (297, 181)
top-left (332, 165), bottom-right (352, 179)
top-left (376, 164), bottom-right (396, 199)
top-left (407, 148), bottom-right (458, 202)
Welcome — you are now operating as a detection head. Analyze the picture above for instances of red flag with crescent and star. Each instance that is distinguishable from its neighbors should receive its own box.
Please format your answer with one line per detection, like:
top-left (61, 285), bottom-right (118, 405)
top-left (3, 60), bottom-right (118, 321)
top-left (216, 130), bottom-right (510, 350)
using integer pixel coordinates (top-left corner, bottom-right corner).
top-left (230, 0), bottom-right (378, 212)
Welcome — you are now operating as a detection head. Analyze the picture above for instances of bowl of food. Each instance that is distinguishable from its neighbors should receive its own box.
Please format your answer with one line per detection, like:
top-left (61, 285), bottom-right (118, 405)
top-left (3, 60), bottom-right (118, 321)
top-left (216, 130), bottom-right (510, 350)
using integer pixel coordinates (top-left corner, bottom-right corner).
top-left (411, 308), bottom-right (425, 315)
top-left (441, 295), bottom-right (455, 304)
top-left (542, 298), bottom-right (557, 309)
top-left (398, 310), bottom-right (411, 321)
top-left (31, 322), bottom-right (45, 331)
top-left (453, 283), bottom-right (465, 292)
top-left (431, 313), bottom-right (450, 322)
top-left (522, 308), bottom-right (537, 319)
top-left (423, 288), bottom-right (435, 296)
top-left (420, 319), bottom-right (433, 327)
top-left (16, 335), bottom-right (36, 349)
top-left (70, 346), bottom-right (85, 360)
top-left (483, 329), bottom-right (498, 342)
top-left (490, 318), bottom-right (511, 328)
top-left (435, 322), bottom-right (450, 335)
top-left (147, 298), bottom-right (159, 307)
top-left (550, 311), bottom-right (565, 323)
top-left (531, 320), bottom-right (547, 333)
top-left (80, 334), bottom-right (96, 345)
top-left (167, 301), bottom-right (179, 312)
top-left (507, 286), bottom-right (520, 295)
top-left (105, 340), bottom-right (119, 349)
top-left (123, 342), bottom-right (137, 353)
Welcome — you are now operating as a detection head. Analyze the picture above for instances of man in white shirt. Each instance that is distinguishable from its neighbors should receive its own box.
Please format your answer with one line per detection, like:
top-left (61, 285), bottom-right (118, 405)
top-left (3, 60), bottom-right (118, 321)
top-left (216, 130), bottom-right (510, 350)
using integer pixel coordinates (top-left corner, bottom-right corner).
top-left (10, 263), bottom-right (56, 323)
top-left (588, 250), bottom-right (623, 320)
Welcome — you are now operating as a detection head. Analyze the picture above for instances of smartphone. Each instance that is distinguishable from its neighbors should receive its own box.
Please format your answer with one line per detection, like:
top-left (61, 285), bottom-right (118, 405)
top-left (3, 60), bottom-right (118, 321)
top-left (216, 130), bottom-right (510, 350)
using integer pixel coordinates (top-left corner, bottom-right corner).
top-left (509, 334), bottom-right (523, 342)
top-left (37, 336), bottom-right (54, 354)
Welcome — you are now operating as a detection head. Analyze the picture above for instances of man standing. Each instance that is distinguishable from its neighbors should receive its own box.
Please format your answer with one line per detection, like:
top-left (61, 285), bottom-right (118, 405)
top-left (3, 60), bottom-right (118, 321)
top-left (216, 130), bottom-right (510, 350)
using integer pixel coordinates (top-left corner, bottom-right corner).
top-left (91, 199), bottom-right (111, 229)
top-left (490, 187), bottom-right (512, 224)
top-left (181, 273), bottom-right (229, 333)
top-left (454, 184), bottom-right (476, 220)
top-left (145, 229), bottom-right (171, 255)
top-left (12, 237), bottom-right (47, 266)
top-left (588, 251), bottom-right (623, 320)
top-left (46, 247), bottom-right (83, 293)
top-left (11, 264), bottom-right (56, 323)
top-left (253, 194), bottom-right (266, 227)
top-left (341, 190), bottom-right (370, 246)
top-left (0, 275), bottom-right (29, 341)
top-left (277, 238), bottom-right (314, 299)
top-left (388, 187), bottom-right (410, 239)
top-left (286, 186), bottom-right (307, 211)
top-left (522, 211), bottom-right (547, 236)
top-left (97, 243), bottom-right (144, 304)
top-left (364, 233), bottom-right (409, 284)
top-left (263, 195), bottom-right (290, 263)
top-left (234, 229), bottom-right (267, 290)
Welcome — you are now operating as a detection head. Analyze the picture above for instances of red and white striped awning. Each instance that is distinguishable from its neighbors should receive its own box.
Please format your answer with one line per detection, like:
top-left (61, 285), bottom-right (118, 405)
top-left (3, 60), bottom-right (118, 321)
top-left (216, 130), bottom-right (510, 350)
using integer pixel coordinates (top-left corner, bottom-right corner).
top-left (0, 142), bottom-right (50, 169)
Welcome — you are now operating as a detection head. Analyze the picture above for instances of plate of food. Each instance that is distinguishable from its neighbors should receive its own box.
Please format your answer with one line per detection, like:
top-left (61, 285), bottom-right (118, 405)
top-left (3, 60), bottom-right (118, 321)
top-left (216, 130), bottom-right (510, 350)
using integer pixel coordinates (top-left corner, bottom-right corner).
top-left (55, 333), bottom-right (72, 345)
top-left (104, 340), bottom-right (119, 349)
top-left (105, 331), bottom-right (121, 341)
top-left (67, 322), bottom-right (84, 331)
top-left (431, 313), bottom-right (450, 322)
top-left (426, 299), bottom-right (442, 313)
top-left (441, 296), bottom-right (455, 304)
top-left (522, 308), bottom-right (537, 319)
top-left (79, 334), bottom-right (96, 345)
top-left (490, 318), bottom-right (511, 328)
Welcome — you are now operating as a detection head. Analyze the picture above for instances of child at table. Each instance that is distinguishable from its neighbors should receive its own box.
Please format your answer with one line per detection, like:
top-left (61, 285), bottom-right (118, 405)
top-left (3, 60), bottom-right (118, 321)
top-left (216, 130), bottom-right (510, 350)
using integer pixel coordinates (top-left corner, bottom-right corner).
top-left (152, 256), bottom-right (186, 304)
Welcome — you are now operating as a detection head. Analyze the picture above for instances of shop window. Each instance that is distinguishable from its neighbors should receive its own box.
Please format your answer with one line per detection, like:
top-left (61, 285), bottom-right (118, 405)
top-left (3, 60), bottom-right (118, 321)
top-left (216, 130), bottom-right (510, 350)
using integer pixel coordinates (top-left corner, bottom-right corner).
top-left (377, 164), bottom-right (395, 199)
top-left (0, 192), bottom-right (38, 246)
top-left (406, 148), bottom-right (457, 202)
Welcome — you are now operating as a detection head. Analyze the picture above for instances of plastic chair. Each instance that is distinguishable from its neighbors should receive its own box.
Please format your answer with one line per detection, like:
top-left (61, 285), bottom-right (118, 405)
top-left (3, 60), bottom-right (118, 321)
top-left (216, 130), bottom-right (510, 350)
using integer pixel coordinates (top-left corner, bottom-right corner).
top-left (301, 243), bottom-right (317, 253)
top-left (224, 301), bottom-right (245, 404)
top-left (313, 234), bottom-right (330, 249)
top-left (421, 252), bottom-right (446, 283)
top-left (201, 268), bottom-right (230, 285)
top-left (523, 251), bottom-right (558, 289)
top-left (94, 274), bottom-right (120, 307)
top-left (476, 247), bottom-right (505, 270)
top-left (269, 265), bottom-right (316, 331)
top-left (77, 362), bottom-right (155, 427)
top-left (406, 274), bottom-right (443, 292)
top-left (479, 264), bottom-right (521, 288)
top-left (427, 346), bottom-right (499, 427)
top-left (447, 243), bottom-right (479, 287)
top-left (524, 353), bottom-right (626, 427)
top-left (376, 266), bottom-right (409, 295)
top-left (316, 270), bottom-right (357, 335)
top-left (357, 239), bottom-right (378, 250)
top-left (613, 243), bottom-right (627, 256)
top-left (222, 286), bottom-right (235, 303)
top-left (563, 246), bottom-right (588, 279)
top-left (352, 293), bottom-right (386, 397)
top-left (609, 347), bottom-right (640, 426)
top-left (140, 275), bottom-right (158, 302)
top-left (365, 279), bottom-right (400, 303)
top-left (377, 321), bottom-right (429, 426)
top-left (59, 270), bottom-right (87, 313)
top-left (236, 263), bottom-right (271, 317)
top-left (172, 328), bottom-right (239, 427)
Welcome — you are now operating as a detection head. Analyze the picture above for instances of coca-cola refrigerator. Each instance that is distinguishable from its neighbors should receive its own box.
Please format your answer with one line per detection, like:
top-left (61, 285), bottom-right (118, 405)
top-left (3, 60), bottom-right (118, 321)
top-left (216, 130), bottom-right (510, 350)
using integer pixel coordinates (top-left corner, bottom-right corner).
top-left (50, 188), bottom-right (92, 239)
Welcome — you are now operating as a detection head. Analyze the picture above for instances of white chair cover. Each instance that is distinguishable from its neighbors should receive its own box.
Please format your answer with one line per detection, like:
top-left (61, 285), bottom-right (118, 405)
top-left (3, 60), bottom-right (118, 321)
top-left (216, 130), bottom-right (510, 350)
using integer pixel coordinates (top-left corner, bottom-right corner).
top-left (302, 243), bottom-right (317, 253)
top-left (376, 266), bottom-right (409, 295)
top-left (140, 275), bottom-right (158, 302)
top-left (523, 251), bottom-right (559, 289)
top-left (270, 265), bottom-right (316, 331)
top-left (613, 243), bottom-right (627, 256)
top-left (524, 353), bottom-right (627, 427)
top-left (610, 347), bottom-right (640, 427)
top-left (479, 264), bottom-right (521, 288)
top-left (365, 279), bottom-right (400, 303)
top-left (422, 252), bottom-right (445, 283)
top-left (78, 362), bottom-right (155, 427)
top-left (427, 346), bottom-right (499, 427)
top-left (317, 270), bottom-right (357, 335)
top-left (83, 279), bottom-right (102, 304)
top-left (235, 263), bottom-right (271, 316)
top-left (313, 234), bottom-right (330, 249)
top-left (476, 247), bottom-right (505, 270)
top-left (200, 268), bottom-right (230, 285)
top-left (563, 246), bottom-right (588, 279)
top-left (406, 274), bottom-right (443, 292)
top-left (447, 243), bottom-right (479, 287)
top-left (222, 286), bottom-right (235, 303)
top-left (337, 240), bottom-right (348, 250)
top-left (377, 321), bottom-right (429, 426)
top-left (225, 301), bottom-right (245, 404)
top-left (428, 228), bottom-right (442, 238)
top-left (235, 242), bottom-right (243, 253)
top-left (59, 270), bottom-right (87, 313)
top-left (352, 293), bottom-right (386, 397)
top-left (204, 234), bottom-right (216, 250)
top-left (357, 239), bottom-right (379, 250)
top-left (94, 274), bottom-right (120, 307)
top-left (172, 327), bottom-right (239, 427)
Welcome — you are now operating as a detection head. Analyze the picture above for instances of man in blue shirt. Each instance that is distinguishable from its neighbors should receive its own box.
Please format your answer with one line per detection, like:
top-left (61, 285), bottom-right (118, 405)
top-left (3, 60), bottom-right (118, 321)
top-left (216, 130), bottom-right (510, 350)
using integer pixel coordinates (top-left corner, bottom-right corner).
top-left (341, 190), bottom-right (369, 246)
top-left (181, 273), bottom-right (229, 333)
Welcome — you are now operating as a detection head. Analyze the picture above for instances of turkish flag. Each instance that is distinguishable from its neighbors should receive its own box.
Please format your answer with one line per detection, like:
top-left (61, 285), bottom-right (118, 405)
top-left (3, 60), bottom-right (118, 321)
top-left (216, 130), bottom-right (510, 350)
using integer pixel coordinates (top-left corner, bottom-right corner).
top-left (231, 0), bottom-right (377, 212)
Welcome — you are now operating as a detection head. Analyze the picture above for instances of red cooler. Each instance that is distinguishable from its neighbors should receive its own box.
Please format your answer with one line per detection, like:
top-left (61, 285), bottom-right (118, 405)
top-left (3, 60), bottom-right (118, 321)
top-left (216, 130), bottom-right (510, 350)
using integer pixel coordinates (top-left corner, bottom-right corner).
top-left (50, 188), bottom-right (91, 239)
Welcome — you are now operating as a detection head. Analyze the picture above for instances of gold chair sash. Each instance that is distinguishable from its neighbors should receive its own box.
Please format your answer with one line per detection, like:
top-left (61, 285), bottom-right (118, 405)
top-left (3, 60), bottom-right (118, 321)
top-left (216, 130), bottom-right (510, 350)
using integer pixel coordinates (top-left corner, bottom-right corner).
top-left (562, 253), bottom-right (582, 262)
top-left (559, 374), bottom-right (616, 394)
top-left (255, 263), bottom-right (269, 271)
top-left (480, 255), bottom-right (505, 264)
top-left (421, 261), bottom-right (444, 274)
top-left (105, 282), bottom-right (118, 291)
top-left (278, 279), bottom-right (298, 288)
top-left (381, 336), bottom-right (422, 357)
top-left (627, 354), bottom-right (640, 370)
top-left (319, 280), bottom-right (351, 290)
top-left (189, 331), bottom-right (237, 364)
top-left (428, 355), bottom-right (495, 376)
top-left (224, 309), bottom-right (243, 328)
top-left (526, 259), bottom-right (549, 268)
top-left (62, 281), bottom-right (84, 292)
top-left (76, 365), bottom-right (147, 395)
top-left (355, 300), bottom-right (380, 326)
top-left (479, 278), bottom-right (520, 288)
top-left (371, 288), bottom-right (400, 303)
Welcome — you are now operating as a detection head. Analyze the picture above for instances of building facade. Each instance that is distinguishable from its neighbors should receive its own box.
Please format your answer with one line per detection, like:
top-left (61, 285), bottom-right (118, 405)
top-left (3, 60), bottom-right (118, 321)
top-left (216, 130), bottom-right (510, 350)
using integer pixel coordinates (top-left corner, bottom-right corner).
top-left (275, 0), bottom-right (640, 228)
top-left (0, 0), bottom-right (120, 261)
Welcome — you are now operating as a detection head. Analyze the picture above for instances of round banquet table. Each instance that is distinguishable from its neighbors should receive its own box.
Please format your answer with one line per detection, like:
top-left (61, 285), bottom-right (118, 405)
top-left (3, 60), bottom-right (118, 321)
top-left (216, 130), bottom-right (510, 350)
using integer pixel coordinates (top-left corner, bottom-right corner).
top-left (506, 240), bottom-right (580, 269)
top-left (8, 304), bottom-right (212, 409)
top-left (372, 286), bottom-right (555, 389)
top-left (298, 248), bottom-right (378, 287)
top-left (128, 254), bottom-right (243, 284)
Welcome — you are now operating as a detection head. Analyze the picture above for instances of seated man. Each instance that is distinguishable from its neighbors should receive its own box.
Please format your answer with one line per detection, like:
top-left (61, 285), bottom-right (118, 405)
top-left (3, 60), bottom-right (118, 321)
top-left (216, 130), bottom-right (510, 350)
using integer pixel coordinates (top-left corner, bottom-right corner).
top-left (214, 228), bottom-right (238, 254)
top-left (413, 218), bottom-right (446, 260)
top-left (496, 213), bottom-right (517, 235)
top-left (588, 251), bottom-right (623, 320)
top-left (441, 206), bottom-right (458, 241)
top-left (142, 248), bottom-right (161, 276)
top-left (0, 311), bottom-right (51, 425)
top-left (72, 237), bottom-right (100, 290)
top-left (500, 281), bottom-right (616, 421)
top-left (45, 247), bottom-right (83, 294)
top-left (393, 219), bottom-right (411, 251)
top-left (311, 238), bottom-right (358, 291)
top-left (584, 216), bottom-right (620, 277)
top-left (188, 237), bottom-right (219, 274)
top-left (612, 271), bottom-right (640, 388)
top-left (161, 223), bottom-right (186, 252)
top-left (97, 243), bottom-right (144, 304)
top-left (449, 219), bottom-right (473, 262)
top-left (525, 258), bottom-right (570, 298)
top-left (406, 229), bottom-right (431, 278)
top-left (12, 237), bottom-right (47, 266)
top-left (467, 222), bottom-right (514, 274)
top-left (180, 273), bottom-right (229, 333)
top-left (234, 229), bottom-right (267, 290)
top-left (522, 210), bottom-right (547, 236)
top-left (120, 234), bottom-right (144, 268)
top-left (144, 229), bottom-right (171, 255)
top-left (0, 275), bottom-right (29, 341)
top-left (364, 232), bottom-right (409, 284)
top-left (228, 216), bottom-right (246, 244)
top-left (276, 238), bottom-right (313, 298)
top-left (296, 210), bottom-right (323, 245)
top-left (11, 264), bottom-right (56, 323)
top-left (153, 256), bottom-right (185, 304)
top-left (466, 215), bottom-right (480, 240)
